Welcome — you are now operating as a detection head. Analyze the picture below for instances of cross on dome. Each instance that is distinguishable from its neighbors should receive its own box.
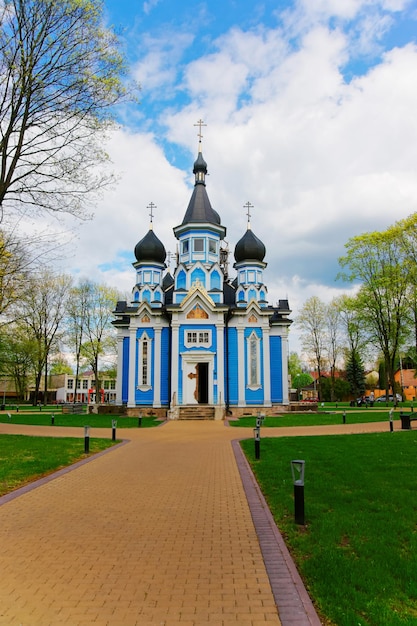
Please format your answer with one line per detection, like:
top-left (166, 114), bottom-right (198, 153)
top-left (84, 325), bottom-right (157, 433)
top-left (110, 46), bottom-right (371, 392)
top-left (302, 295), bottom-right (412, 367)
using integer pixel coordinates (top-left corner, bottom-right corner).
top-left (147, 201), bottom-right (157, 228)
top-left (243, 201), bottom-right (254, 230)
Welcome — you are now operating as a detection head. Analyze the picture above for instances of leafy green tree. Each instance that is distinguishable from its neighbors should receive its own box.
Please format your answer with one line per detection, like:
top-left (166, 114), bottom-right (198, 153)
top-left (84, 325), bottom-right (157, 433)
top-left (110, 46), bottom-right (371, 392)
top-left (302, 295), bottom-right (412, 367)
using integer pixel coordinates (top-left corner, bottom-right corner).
top-left (21, 270), bottom-right (72, 404)
top-left (0, 0), bottom-right (134, 219)
top-left (345, 350), bottom-right (366, 399)
top-left (296, 296), bottom-right (328, 400)
top-left (292, 372), bottom-right (314, 398)
top-left (339, 217), bottom-right (415, 401)
top-left (79, 282), bottom-right (119, 403)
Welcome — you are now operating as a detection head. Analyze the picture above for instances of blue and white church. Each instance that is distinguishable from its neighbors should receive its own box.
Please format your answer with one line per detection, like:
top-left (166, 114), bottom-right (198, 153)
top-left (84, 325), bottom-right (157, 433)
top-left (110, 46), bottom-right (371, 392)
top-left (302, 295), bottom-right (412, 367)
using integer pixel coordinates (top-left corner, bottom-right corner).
top-left (113, 136), bottom-right (292, 419)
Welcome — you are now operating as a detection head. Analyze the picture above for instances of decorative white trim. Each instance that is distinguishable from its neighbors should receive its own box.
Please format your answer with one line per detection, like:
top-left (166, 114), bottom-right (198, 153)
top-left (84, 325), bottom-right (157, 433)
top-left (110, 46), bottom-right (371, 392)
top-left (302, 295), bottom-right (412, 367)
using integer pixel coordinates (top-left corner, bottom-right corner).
top-left (246, 330), bottom-right (261, 390)
top-left (137, 332), bottom-right (153, 390)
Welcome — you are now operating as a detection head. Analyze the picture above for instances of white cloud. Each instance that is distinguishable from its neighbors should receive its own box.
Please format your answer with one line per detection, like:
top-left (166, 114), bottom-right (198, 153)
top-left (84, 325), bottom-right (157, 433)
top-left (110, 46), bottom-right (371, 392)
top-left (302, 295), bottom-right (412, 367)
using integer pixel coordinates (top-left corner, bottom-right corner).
top-left (43, 2), bottom-right (417, 356)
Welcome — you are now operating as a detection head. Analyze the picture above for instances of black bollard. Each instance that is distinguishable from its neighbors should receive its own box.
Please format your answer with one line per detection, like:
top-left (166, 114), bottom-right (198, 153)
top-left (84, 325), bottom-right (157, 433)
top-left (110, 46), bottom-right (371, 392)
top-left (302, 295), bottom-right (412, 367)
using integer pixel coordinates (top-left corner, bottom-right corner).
top-left (112, 419), bottom-right (117, 441)
top-left (291, 460), bottom-right (305, 525)
top-left (343, 411), bottom-right (346, 424)
top-left (84, 425), bottom-right (90, 453)
top-left (253, 427), bottom-right (260, 460)
top-left (138, 412), bottom-right (142, 427)
top-left (51, 414), bottom-right (55, 425)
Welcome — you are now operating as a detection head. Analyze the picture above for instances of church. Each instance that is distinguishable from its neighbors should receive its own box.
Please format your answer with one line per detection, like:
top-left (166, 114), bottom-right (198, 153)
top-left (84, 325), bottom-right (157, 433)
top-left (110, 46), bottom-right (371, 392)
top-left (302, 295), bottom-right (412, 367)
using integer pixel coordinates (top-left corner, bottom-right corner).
top-left (113, 131), bottom-right (292, 419)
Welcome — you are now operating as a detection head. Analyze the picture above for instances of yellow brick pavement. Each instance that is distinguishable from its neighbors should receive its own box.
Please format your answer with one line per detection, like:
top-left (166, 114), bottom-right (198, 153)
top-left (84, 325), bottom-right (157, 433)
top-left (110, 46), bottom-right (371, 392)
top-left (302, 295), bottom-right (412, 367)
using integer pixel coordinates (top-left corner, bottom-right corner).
top-left (0, 421), bottom-right (283, 626)
top-left (0, 418), bottom-right (392, 626)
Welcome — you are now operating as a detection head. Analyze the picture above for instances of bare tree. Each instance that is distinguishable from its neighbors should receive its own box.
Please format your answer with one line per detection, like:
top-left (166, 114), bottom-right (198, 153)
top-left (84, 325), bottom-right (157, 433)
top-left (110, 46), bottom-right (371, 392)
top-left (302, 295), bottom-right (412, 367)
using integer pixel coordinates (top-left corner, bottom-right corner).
top-left (0, 0), bottom-right (134, 220)
top-left (21, 269), bottom-right (72, 404)
top-left (80, 281), bottom-right (119, 404)
top-left (296, 296), bottom-right (328, 399)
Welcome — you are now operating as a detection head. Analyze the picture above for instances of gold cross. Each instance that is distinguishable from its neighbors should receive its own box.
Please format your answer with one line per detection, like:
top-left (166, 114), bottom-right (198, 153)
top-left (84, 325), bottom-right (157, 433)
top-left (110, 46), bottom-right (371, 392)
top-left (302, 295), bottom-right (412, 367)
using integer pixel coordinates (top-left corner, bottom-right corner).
top-left (194, 119), bottom-right (207, 141)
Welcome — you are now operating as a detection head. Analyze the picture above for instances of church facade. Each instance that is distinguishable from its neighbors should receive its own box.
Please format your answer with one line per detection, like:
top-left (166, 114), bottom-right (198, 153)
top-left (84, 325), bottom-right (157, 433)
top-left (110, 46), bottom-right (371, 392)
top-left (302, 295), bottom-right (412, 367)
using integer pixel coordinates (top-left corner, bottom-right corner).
top-left (113, 140), bottom-right (292, 418)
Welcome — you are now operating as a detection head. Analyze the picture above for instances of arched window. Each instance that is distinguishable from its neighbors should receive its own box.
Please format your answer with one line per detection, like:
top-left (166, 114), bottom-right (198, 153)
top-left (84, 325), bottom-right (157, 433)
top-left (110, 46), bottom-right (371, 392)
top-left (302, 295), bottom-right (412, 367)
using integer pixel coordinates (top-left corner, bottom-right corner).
top-left (246, 331), bottom-right (261, 389)
top-left (138, 332), bottom-right (152, 389)
top-left (210, 270), bottom-right (221, 290)
top-left (177, 269), bottom-right (186, 290)
top-left (191, 267), bottom-right (206, 288)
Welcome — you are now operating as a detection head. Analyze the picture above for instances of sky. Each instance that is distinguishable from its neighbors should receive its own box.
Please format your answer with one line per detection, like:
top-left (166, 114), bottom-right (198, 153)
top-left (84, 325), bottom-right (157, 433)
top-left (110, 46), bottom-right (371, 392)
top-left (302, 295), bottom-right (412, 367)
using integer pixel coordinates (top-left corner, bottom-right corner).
top-left (30, 0), bottom-right (417, 355)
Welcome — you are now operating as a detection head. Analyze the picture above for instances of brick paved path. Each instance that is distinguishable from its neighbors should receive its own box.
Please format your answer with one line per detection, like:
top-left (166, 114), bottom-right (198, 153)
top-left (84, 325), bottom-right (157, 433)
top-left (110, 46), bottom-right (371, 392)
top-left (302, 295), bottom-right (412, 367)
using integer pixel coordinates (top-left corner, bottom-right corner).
top-left (0, 419), bottom-right (390, 625)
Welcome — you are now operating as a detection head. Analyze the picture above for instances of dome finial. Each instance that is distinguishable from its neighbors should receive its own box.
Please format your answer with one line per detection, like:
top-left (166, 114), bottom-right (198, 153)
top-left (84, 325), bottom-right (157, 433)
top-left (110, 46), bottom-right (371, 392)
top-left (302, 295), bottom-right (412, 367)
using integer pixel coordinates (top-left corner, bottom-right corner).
top-left (244, 201), bottom-right (254, 231)
top-left (192, 119), bottom-right (208, 185)
top-left (147, 201), bottom-right (156, 230)
top-left (193, 118), bottom-right (207, 153)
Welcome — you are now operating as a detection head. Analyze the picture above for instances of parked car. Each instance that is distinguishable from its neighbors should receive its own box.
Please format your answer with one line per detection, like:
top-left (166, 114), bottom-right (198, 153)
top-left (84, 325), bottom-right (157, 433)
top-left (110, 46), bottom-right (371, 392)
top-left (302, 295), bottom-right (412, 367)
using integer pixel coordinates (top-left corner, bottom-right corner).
top-left (376, 394), bottom-right (402, 402)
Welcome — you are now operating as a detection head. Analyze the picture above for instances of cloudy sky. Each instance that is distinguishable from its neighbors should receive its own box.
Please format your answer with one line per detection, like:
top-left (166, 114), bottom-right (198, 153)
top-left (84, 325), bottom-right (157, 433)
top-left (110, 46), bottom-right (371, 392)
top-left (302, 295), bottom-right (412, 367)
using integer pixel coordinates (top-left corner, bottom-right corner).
top-left (36, 0), bottom-right (417, 354)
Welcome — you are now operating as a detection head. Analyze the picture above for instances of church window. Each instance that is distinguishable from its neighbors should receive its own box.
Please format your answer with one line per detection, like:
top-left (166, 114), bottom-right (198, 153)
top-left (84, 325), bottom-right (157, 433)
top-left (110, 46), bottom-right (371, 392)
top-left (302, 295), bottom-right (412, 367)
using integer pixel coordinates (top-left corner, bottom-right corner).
top-left (248, 270), bottom-right (256, 283)
top-left (193, 238), bottom-right (204, 252)
top-left (182, 240), bottom-right (189, 254)
top-left (210, 270), bottom-right (220, 290)
top-left (248, 288), bottom-right (256, 301)
top-left (142, 289), bottom-right (151, 302)
top-left (239, 271), bottom-right (246, 284)
top-left (143, 271), bottom-right (152, 283)
top-left (138, 333), bottom-right (152, 389)
top-left (246, 331), bottom-right (261, 389)
top-left (185, 330), bottom-right (211, 347)
top-left (142, 341), bottom-right (148, 385)
top-left (177, 269), bottom-right (186, 290)
top-left (237, 290), bottom-right (245, 301)
top-left (209, 239), bottom-right (216, 254)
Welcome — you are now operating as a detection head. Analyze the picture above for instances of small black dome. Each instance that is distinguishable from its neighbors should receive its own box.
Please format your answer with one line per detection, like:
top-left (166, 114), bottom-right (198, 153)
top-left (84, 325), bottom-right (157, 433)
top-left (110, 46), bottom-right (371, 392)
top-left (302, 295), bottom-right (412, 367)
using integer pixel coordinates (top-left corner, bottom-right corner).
top-left (234, 228), bottom-right (266, 263)
top-left (134, 229), bottom-right (166, 264)
top-left (193, 151), bottom-right (207, 178)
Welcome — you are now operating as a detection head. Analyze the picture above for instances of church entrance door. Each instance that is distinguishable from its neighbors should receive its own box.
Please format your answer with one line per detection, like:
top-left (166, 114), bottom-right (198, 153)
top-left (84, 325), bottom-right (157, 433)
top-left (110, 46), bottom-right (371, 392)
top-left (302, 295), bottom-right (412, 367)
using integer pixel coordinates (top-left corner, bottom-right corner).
top-left (197, 362), bottom-right (208, 404)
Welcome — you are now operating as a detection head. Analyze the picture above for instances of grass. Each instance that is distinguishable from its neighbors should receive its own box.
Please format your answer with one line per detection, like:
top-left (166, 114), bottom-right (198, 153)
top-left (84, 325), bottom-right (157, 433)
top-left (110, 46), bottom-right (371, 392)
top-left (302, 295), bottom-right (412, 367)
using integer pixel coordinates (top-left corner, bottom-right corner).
top-left (0, 434), bottom-right (116, 496)
top-left (0, 410), bottom-right (161, 428)
top-left (229, 408), bottom-right (401, 428)
top-left (241, 432), bottom-right (417, 626)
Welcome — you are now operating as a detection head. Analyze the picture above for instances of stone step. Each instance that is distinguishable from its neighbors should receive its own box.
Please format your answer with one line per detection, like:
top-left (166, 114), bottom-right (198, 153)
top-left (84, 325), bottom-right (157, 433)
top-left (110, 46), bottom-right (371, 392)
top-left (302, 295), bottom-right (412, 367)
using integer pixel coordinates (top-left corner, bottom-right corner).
top-left (178, 406), bottom-right (215, 420)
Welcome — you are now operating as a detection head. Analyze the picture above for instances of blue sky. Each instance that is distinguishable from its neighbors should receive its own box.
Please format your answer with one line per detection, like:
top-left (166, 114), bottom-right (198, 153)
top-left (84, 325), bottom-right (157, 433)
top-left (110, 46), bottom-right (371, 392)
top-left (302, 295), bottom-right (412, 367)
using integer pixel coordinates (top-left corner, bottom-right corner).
top-left (43, 0), bottom-right (417, 354)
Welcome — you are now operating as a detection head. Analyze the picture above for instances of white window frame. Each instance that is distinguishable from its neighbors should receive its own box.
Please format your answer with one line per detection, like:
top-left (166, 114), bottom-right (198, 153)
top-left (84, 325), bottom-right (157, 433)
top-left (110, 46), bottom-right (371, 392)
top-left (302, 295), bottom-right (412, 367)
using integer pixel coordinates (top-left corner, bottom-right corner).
top-left (137, 332), bottom-right (152, 390)
top-left (246, 331), bottom-right (261, 390)
top-left (185, 329), bottom-right (212, 348)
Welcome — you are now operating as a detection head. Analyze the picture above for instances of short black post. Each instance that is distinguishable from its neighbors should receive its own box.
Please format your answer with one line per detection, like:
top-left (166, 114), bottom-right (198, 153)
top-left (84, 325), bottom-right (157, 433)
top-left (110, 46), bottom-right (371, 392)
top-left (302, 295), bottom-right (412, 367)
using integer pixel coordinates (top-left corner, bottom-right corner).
top-left (138, 411), bottom-right (142, 427)
top-left (389, 409), bottom-right (394, 432)
top-left (343, 410), bottom-right (346, 424)
top-left (294, 483), bottom-right (305, 525)
top-left (16, 406), bottom-right (19, 413)
top-left (112, 419), bottom-right (117, 441)
top-left (51, 414), bottom-right (55, 425)
top-left (291, 460), bottom-right (305, 525)
top-left (84, 425), bottom-right (90, 453)
top-left (253, 427), bottom-right (260, 460)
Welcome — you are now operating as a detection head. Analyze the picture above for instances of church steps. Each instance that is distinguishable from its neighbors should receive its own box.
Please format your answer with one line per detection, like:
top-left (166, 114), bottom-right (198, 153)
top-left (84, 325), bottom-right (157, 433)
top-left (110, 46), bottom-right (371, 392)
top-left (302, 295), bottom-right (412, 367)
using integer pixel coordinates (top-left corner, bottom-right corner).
top-left (178, 406), bottom-right (215, 420)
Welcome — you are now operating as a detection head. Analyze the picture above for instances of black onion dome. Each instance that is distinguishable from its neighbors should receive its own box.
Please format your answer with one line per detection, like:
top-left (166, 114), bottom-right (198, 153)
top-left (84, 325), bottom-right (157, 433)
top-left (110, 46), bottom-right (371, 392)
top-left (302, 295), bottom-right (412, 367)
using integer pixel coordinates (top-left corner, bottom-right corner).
top-left (134, 228), bottom-right (166, 264)
top-left (234, 228), bottom-right (266, 263)
top-left (193, 151), bottom-right (207, 178)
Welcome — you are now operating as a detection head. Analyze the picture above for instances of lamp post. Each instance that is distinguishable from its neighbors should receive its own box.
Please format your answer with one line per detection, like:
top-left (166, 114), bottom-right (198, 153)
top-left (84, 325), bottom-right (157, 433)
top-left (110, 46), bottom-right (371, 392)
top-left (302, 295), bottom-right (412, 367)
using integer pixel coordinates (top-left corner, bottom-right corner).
top-left (253, 426), bottom-right (261, 460)
top-left (84, 425), bottom-right (90, 454)
top-left (291, 459), bottom-right (305, 525)
top-left (112, 419), bottom-right (117, 441)
top-left (138, 410), bottom-right (142, 427)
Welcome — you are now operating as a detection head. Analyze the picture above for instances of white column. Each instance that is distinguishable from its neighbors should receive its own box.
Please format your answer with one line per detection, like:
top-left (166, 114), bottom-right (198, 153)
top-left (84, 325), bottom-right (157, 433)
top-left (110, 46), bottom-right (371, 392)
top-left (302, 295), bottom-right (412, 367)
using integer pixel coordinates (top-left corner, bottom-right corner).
top-left (127, 327), bottom-right (136, 407)
top-left (171, 322), bottom-right (179, 406)
top-left (153, 328), bottom-right (162, 407)
top-left (262, 326), bottom-right (272, 407)
top-left (216, 321), bottom-right (224, 405)
top-left (116, 334), bottom-right (124, 405)
top-left (281, 332), bottom-right (290, 404)
top-left (238, 327), bottom-right (245, 406)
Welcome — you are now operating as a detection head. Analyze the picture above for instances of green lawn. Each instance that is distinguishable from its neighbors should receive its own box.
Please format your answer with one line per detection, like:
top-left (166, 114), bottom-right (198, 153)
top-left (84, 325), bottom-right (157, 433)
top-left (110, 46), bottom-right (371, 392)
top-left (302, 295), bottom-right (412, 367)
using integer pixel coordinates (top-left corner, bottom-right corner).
top-left (241, 432), bottom-right (417, 626)
top-left (229, 408), bottom-right (402, 428)
top-left (0, 410), bottom-right (161, 428)
top-left (0, 434), bottom-right (116, 496)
